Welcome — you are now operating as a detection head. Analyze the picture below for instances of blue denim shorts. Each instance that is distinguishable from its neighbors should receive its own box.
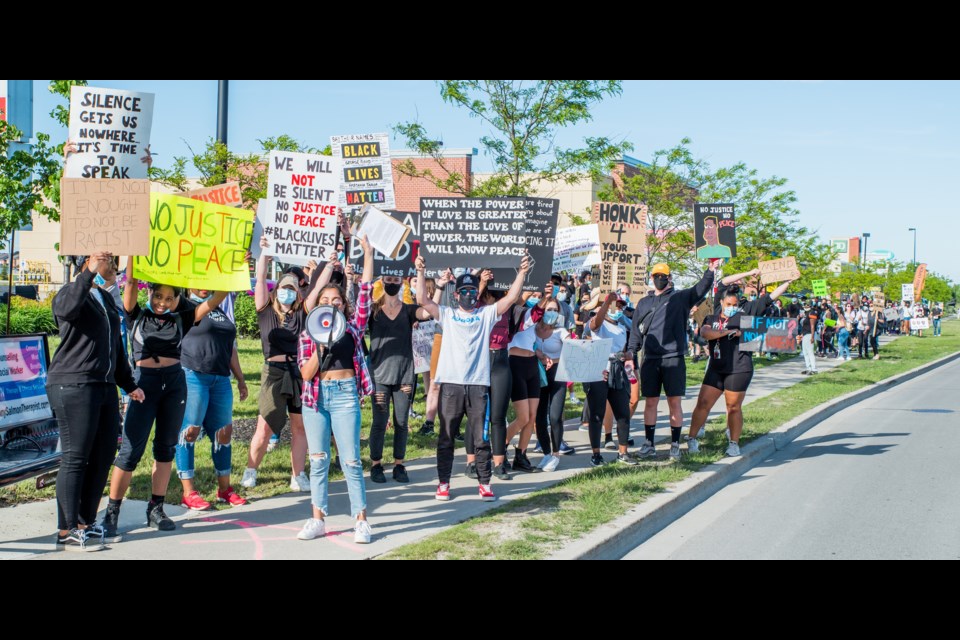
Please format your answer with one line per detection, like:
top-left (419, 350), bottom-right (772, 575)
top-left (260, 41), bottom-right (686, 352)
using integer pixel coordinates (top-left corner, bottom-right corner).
top-left (183, 369), bottom-right (234, 430)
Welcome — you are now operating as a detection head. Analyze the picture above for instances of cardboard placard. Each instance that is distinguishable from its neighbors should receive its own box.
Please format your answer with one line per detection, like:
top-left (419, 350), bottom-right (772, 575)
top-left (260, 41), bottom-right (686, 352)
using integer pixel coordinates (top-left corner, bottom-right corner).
top-left (330, 132), bottom-right (396, 210)
top-left (694, 203), bottom-right (736, 259)
top-left (59, 178), bottom-right (151, 255)
top-left (132, 193), bottom-right (254, 291)
top-left (348, 210), bottom-right (420, 277)
top-left (182, 182), bottom-right (243, 207)
top-left (812, 279), bottom-right (829, 297)
top-left (758, 256), bottom-right (801, 284)
top-left (352, 204), bottom-right (411, 259)
top-left (901, 283), bottom-right (914, 303)
top-left (739, 316), bottom-right (799, 353)
top-left (262, 151), bottom-right (341, 266)
top-left (592, 202), bottom-right (648, 304)
top-left (65, 86), bottom-right (154, 180)
top-left (872, 292), bottom-right (886, 311)
top-left (555, 338), bottom-right (612, 383)
top-left (553, 224), bottom-right (602, 274)
top-left (489, 198), bottom-right (560, 291)
top-left (418, 197), bottom-right (527, 269)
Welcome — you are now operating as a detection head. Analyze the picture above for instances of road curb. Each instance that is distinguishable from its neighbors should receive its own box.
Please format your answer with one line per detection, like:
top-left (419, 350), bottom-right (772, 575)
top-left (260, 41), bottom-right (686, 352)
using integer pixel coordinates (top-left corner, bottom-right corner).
top-left (550, 348), bottom-right (960, 560)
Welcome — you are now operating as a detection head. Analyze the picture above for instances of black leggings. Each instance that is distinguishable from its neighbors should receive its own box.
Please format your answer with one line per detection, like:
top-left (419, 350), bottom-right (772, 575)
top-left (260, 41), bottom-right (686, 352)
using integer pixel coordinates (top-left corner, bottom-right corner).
top-left (857, 330), bottom-right (870, 358)
top-left (483, 349), bottom-right (511, 457)
top-left (587, 382), bottom-right (631, 450)
top-left (535, 361), bottom-right (566, 455)
top-left (370, 381), bottom-right (413, 462)
top-left (115, 365), bottom-right (187, 471)
top-left (47, 383), bottom-right (120, 531)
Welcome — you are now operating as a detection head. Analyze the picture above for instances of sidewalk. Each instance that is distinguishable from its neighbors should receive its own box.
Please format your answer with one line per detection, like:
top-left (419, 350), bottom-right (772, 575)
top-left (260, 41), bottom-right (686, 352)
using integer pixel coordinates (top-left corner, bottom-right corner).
top-left (0, 342), bottom-right (889, 560)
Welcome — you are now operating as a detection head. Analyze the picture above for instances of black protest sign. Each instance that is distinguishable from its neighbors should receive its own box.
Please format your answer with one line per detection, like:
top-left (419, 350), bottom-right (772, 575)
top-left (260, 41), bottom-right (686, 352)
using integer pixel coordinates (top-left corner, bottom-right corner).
top-left (739, 315), bottom-right (798, 353)
top-left (349, 210), bottom-right (420, 278)
top-left (694, 203), bottom-right (736, 259)
top-left (419, 197), bottom-right (528, 270)
top-left (488, 198), bottom-right (560, 291)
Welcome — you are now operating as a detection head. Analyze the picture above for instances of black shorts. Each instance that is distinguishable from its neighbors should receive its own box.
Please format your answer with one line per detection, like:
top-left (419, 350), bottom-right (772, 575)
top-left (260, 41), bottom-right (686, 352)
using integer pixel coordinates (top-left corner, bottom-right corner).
top-left (702, 368), bottom-right (753, 393)
top-left (510, 355), bottom-right (542, 401)
top-left (640, 356), bottom-right (686, 398)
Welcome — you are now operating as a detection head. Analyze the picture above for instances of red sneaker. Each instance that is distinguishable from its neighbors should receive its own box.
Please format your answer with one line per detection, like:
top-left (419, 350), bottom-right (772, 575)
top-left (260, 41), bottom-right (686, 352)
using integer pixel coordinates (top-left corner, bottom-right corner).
top-left (478, 484), bottom-right (496, 502)
top-left (435, 483), bottom-right (451, 501)
top-left (181, 490), bottom-right (211, 511)
top-left (217, 486), bottom-right (248, 507)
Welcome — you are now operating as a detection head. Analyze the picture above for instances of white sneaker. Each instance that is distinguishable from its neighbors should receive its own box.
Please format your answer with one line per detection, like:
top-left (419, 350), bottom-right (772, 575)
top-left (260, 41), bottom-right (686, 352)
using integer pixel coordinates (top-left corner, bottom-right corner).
top-left (567, 395), bottom-right (582, 406)
top-left (725, 442), bottom-right (741, 457)
top-left (687, 438), bottom-right (700, 454)
top-left (241, 468), bottom-right (257, 489)
top-left (354, 520), bottom-right (372, 544)
top-left (638, 440), bottom-right (657, 458)
top-left (542, 455), bottom-right (560, 472)
top-left (536, 455), bottom-right (552, 470)
top-left (669, 443), bottom-right (681, 460)
top-left (578, 424), bottom-right (590, 432)
top-left (291, 472), bottom-right (310, 492)
top-left (297, 518), bottom-right (325, 540)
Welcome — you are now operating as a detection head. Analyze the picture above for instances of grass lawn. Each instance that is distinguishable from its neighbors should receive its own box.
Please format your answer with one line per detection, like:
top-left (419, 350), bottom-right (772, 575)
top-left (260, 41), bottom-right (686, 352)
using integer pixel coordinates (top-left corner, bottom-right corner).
top-left (382, 322), bottom-right (960, 559)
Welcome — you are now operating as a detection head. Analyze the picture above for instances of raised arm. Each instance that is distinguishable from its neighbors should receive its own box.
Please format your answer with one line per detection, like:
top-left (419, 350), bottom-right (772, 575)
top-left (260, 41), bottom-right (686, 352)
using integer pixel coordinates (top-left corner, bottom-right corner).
top-left (255, 235), bottom-right (271, 312)
top-left (194, 290), bottom-right (229, 322)
top-left (305, 257), bottom-right (341, 313)
top-left (358, 234), bottom-right (374, 284)
top-left (496, 254), bottom-right (532, 317)
top-left (123, 257), bottom-right (139, 314)
top-left (590, 292), bottom-right (618, 332)
top-left (722, 268), bottom-right (759, 286)
top-left (768, 278), bottom-right (794, 302)
top-left (415, 251), bottom-right (441, 320)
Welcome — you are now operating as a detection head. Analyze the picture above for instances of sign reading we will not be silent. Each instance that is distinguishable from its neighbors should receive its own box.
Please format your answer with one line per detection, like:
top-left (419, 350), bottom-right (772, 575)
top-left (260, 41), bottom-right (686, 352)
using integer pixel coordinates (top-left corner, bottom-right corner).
top-left (132, 193), bottom-right (254, 291)
top-left (260, 151), bottom-right (342, 266)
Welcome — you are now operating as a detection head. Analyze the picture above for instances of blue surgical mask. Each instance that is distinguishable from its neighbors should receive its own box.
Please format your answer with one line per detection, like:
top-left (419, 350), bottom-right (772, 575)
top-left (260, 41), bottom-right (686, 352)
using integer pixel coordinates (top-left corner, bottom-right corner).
top-left (410, 286), bottom-right (417, 297)
top-left (190, 294), bottom-right (211, 304)
top-left (93, 274), bottom-right (106, 286)
top-left (277, 288), bottom-right (298, 306)
top-left (749, 295), bottom-right (757, 302)
top-left (608, 310), bottom-right (623, 321)
top-left (526, 297), bottom-right (540, 308)
top-left (724, 306), bottom-right (739, 317)
top-left (337, 252), bottom-right (345, 262)
top-left (557, 291), bottom-right (568, 303)
top-left (543, 310), bottom-right (560, 326)
top-left (146, 299), bottom-right (172, 315)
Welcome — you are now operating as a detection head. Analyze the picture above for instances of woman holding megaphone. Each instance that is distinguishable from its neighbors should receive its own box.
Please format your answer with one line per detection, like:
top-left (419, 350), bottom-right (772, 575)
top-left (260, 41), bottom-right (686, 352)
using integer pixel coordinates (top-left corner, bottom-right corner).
top-left (296, 233), bottom-right (376, 544)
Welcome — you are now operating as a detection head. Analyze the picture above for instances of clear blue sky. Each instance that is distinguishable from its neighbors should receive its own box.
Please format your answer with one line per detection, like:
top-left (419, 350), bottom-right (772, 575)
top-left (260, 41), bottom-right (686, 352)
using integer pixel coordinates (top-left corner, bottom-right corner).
top-left (30, 80), bottom-right (960, 282)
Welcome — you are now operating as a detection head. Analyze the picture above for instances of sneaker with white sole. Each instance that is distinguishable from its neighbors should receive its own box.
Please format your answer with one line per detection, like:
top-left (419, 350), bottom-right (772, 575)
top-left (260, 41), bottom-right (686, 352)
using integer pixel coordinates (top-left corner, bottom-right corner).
top-left (291, 472), bottom-right (310, 492)
top-left (669, 443), bottom-right (681, 460)
top-left (578, 424), bottom-right (590, 432)
top-left (435, 483), bottom-right (451, 501)
top-left (542, 455), bottom-right (561, 472)
top-left (616, 452), bottom-right (639, 466)
top-left (558, 441), bottom-right (575, 455)
top-left (354, 520), bottom-right (372, 544)
top-left (638, 440), bottom-right (657, 458)
top-left (241, 468), bottom-right (257, 489)
top-left (725, 442), bottom-right (741, 457)
top-left (604, 437), bottom-right (617, 451)
top-left (687, 438), bottom-right (700, 454)
top-left (478, 484), bottom-right (496, 502)
top-left (536, 455), bottom-right (552, 470)
top-left (297, 518), bottom-right (326, 540)
top-left (56, 528), bottom-right (103, 552)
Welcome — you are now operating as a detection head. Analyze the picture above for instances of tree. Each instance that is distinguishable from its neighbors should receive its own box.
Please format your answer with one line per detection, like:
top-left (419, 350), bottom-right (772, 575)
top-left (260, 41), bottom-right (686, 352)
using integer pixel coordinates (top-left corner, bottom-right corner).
top-left (394, 80), bottom-right (631, 197)
top-left (40, 80), bottom-right (88, 217)
top-left (597, 137), bottom-right (834, 284)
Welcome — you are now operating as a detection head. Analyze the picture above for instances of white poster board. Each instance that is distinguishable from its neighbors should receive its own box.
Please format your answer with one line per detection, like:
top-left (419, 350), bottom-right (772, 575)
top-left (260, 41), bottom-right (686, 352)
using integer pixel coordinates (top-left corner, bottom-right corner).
top-left (902, 283), bottom-right (915, 303)
top-left (910, 318), bottom-right (929, 330)
top-left (353, 204), bottom-right (411, 259)
top-left (66, 86), bottom-right (154, 179)
top-left (412, 320), bottom-right (437, 374)
top-left (330, 132), bottom-right (396, 210)
top-left (555, 338), bottom-right (612, 383)
top-left (553, 224), bottom-right (602, 273)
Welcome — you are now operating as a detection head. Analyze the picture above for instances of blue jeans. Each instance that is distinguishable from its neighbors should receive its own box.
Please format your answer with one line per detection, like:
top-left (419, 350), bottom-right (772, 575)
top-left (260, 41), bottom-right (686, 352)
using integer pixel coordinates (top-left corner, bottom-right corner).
top-left (175, 369), bottom-right (235, 480)
top-left (302, 379), bottom-right (366, 518)
top-left (837, 329), bottom-right (850, 359)
top-left (934, 318), bottom-right (942, 336)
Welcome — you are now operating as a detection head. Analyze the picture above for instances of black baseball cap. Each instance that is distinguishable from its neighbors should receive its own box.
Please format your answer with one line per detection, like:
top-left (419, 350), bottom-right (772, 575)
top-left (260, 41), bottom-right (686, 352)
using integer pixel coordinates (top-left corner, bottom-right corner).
top-left (456, 273), bottom-right (479, 290)
top-left (285, 266), bottom-right (308, 285)
top-left (580, 270), bottom-right (592, 279)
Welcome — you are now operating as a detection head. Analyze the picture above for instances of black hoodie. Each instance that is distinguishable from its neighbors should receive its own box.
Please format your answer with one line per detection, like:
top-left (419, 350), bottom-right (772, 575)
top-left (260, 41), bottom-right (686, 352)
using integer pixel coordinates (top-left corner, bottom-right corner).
top-left (628, 269), bottom-right (715, 359)
top-left (47, 269), bottom-right (137, 392)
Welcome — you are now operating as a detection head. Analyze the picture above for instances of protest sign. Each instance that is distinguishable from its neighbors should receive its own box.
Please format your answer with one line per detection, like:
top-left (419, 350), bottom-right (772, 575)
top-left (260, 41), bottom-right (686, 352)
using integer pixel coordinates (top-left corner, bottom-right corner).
top-left (59, 178), bottom-right (150, 255)
top-left (739, 316), bottom-right (799, 353)
top-left (592, 201), bottom-right (648, 303)
top-left (348, 210), bottom-right (420, 277)
top-left (65, 86), bottom-right (154, 180)
top-left (553, 224), bottom-right (601, 273)
top-left (132, 193), bottom-right (254, 291)
top-left (419, 197), bottom-right (527, 269)
top-left (262, 151), bottom-right (341, 266)
top-left (872, 292), bottom-right (886, 311)
top-left (352, 204), bottom-right (411, 259)
top-left (913, 264), bottom-right (927, 301)
top-left (694, 203), bottom-right (736, 259)
top-left (902, 283), bottom-right (914, 303)
top-left (812, 280), bottom-right (829, 297)
top-left (884, 308), bottom-right (900, 322)
top-left (487, 198), bottom-right (559, 291)
top-left (758, 256), bottom-right (801, 284)
top-left (910, 318), bottom-right (930, 331)
top-left (412, 320), bottom-right (437, 374)
top-left (555, 339), bottom-right (612, 383)
top-left (182, 182), bottom-right (243, 207)
top-left (0, 335), bottom-right (52, 430)
top-left (330, 132), bottom-right (395, 210)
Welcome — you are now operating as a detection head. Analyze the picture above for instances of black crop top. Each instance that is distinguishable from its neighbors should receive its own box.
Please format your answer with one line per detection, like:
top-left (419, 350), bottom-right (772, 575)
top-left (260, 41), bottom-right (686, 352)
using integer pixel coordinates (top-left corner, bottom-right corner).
top-left (129, 302), bottom-right (197, 362)
top-left (320, 333), bottom-right (356, 372)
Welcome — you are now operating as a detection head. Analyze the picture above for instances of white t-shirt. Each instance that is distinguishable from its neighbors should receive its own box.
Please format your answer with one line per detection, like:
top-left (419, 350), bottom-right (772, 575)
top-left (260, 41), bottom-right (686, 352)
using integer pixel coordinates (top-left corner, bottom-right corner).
top-left (507, 311), bottom-right (539, 351)
top-left (540, 328), bottom-right (571, 360)
top-left (434, 304), bottom-right (502, 386)
top-left (595, 318), bottom-right (627, 353)
top-left (902, 306), bottom-right (914, 319)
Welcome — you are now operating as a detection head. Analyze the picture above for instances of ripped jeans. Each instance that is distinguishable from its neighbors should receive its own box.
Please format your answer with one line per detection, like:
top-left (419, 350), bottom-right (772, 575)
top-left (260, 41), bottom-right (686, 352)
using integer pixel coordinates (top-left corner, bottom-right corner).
top-left (175, 370), bottom-right (234, 480)
top-left (369, 381), bottom-right (413, 462)
top-left (302, 379), bottom-right (366, 518)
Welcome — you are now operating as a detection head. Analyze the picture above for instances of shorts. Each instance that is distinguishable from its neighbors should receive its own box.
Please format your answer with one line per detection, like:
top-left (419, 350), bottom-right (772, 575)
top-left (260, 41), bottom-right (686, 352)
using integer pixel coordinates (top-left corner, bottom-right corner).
top-left (259, 362), bottom-right (303, 435)
top-left (702, 368), bottom-right (754, 393)
top-left (510, 355), bottom-right (541, 401)
top-left (640, 356), bottom-right (686, 398)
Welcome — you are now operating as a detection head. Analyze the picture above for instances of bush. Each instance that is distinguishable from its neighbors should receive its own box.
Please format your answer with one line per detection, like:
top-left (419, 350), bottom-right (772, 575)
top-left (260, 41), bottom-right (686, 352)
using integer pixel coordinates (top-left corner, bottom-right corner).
top-left (1, 295), bottom-right (57, 335)
top-left (234, 293), bottom-right (260, 338)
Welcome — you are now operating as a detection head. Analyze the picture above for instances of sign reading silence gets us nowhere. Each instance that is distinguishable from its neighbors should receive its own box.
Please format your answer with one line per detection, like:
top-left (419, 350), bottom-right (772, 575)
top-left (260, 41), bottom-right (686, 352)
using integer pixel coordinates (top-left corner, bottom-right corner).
top-left (65, 86), bottom-right (154, 180)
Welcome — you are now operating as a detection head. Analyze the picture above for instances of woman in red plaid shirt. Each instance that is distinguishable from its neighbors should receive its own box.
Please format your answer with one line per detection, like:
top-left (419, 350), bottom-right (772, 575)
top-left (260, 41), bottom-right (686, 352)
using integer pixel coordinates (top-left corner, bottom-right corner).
top-left (296, 234), bottom-right (376, 545)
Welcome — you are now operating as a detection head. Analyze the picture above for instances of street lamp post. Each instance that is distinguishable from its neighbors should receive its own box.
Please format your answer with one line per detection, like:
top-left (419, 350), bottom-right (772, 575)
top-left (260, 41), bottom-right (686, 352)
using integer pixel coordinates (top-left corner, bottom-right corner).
top-left (862, 232), bottom-right (871, 268)
top-left (908, 227), bottom-right (917, 266)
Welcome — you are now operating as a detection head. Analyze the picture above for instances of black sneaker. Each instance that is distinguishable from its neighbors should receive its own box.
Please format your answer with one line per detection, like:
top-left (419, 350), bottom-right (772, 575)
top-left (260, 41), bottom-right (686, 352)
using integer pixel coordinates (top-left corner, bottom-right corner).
top-left (56, 528), bottom-right (102, 552)
top-left (617, 452), bottom-right (640, 466)
top-left (454, 432), bottom-right (465, 443)
top-left (100, 507), bottom-right (123, 543)
top-left (590, 453), bottom-right (605, 467)
top-left (465, 462), bottom-right (478, 479)
top-left (418, 422), bottom-right (435, 436)
top-left (512, 449), bottom-right (534, 473)
top-left (393, 464), bottom-right (409, 483)
top-left (371, 464), bottom-right (387, 483)
top-left (147, 503), bottom-right (176, 532)
top-left (493, 462), bottom-right (512, 481)
top-left (558, 441), bottom-right (575, 455)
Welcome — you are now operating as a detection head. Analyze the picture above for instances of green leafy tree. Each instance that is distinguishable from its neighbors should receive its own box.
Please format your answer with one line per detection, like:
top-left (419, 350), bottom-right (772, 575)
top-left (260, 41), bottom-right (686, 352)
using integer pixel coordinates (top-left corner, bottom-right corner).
top-left (394, 80), bottom-right (631, 197)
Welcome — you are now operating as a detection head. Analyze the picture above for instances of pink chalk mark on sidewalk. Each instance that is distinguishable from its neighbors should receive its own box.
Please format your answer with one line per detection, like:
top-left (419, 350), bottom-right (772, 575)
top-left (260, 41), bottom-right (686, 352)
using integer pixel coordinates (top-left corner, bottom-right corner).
top-left (176, 516), bottom-right (363, 559)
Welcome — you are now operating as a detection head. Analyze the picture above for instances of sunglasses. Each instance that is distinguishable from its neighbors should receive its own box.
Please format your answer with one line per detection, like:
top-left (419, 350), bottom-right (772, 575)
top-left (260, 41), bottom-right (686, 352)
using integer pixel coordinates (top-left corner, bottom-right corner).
top-left (457, 288), bottom-right (478, 296)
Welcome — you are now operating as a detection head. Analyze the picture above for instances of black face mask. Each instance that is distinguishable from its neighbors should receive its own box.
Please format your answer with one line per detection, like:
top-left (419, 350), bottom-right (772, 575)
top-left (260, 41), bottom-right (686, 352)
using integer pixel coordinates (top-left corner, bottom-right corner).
top-left (458, 290), bottom-right (478, 311)
top-left (653, 275), bottom-right (669, 291)
top-left (383, 283), bottom-right (402, 297)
